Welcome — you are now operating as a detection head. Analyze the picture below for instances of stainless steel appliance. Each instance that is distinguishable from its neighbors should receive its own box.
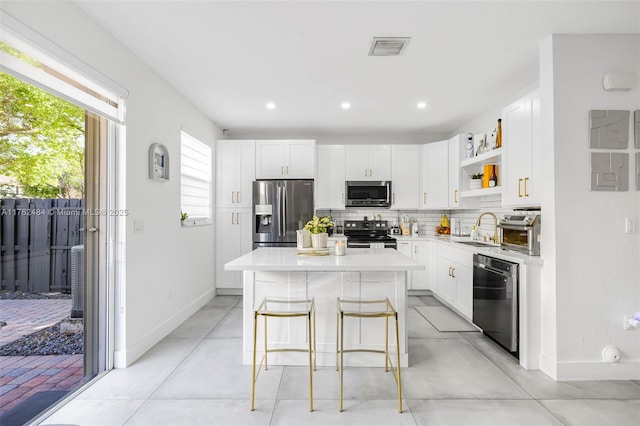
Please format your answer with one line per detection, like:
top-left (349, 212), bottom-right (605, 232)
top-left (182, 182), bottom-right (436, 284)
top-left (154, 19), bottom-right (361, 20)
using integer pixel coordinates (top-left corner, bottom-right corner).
top-left (472, 254), bottom-right (519, 356)
top-left (345, 181), bottom-right (391, 208)
top-left (252, 180), bottom-right (314, 248)
top-left (498, 213), bottom-right (541, 256)
top-left (343, 220), bottom-right (397, 249)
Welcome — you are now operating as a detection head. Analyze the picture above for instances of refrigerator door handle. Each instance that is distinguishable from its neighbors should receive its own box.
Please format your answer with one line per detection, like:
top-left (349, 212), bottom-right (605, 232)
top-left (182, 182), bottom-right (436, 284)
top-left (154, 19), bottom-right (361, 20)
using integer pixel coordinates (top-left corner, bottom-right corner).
top-left (281, 183), bottom-right (287, 237)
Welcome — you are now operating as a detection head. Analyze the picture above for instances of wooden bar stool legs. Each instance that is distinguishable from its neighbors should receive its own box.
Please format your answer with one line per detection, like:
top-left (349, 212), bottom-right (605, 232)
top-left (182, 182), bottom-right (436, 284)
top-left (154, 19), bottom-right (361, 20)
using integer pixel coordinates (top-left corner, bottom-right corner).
top-left (336, 297), bottom-right (403, 413)
top-left (250, 297), bottom-right (316, 412)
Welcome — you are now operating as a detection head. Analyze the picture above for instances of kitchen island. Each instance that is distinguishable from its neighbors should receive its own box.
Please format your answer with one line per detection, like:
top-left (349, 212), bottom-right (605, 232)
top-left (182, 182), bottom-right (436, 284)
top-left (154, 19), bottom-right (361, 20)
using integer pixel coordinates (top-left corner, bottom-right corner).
top-left (225, 247), bottom-right (425, 367)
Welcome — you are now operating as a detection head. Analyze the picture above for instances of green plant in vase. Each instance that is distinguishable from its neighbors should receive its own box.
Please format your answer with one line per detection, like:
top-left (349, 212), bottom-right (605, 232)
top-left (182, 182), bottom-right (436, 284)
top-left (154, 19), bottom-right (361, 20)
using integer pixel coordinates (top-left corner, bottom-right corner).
top-left (303, 215), bottom-right (334, 248)
top-left (469, 173), bottom-right (483, 190)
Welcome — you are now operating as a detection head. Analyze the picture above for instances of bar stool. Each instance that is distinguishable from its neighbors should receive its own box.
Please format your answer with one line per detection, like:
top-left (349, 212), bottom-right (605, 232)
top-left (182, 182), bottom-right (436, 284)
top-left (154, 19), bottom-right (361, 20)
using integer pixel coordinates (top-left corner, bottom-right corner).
top-left (336, 297), bottom-right (403, 413)
top-left (251, 297), bottom-right (316, 411)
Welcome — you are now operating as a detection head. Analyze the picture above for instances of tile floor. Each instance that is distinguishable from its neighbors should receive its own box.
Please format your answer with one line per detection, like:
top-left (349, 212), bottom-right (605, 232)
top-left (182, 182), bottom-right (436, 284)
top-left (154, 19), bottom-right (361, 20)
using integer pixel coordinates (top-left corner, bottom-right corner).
top-left (40, 295), bottom-right (640, 426)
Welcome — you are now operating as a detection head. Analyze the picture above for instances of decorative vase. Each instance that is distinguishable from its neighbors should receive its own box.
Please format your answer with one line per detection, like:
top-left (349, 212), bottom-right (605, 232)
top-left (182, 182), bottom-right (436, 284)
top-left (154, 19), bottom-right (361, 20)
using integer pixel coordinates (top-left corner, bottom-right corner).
top-left (469, 179), bottom-right (482, 190)
top-left (311, 233), bottom-right (328, 248)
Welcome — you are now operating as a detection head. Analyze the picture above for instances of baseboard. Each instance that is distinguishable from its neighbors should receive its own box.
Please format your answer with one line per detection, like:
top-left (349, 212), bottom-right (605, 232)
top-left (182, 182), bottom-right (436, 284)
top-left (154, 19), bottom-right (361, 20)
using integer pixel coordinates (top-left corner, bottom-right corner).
top-left (115, 288), bottom-right (215, 367)
top-left (556, 359), bottom-right (640, 381)
top-left (539, 351), bottom-right (557, 380)
top-left (216, 287), bottom-right (243, 296)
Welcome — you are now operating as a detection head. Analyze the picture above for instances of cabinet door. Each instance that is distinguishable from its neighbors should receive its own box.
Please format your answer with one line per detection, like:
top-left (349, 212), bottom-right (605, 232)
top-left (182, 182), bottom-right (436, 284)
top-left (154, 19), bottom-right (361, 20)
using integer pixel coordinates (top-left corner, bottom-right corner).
top-left (345, 145), bottom-right (371, 180)
top-left (411, 241), bottom-right (429, 290)
top-left (421, 140), bottom-right (449, 209)
top-left (216, 208), bottom-right (253, 289)
top-left (216, 209), bottom-right (242, 289)
top-left (448, 136), bottom-right (461, 208)
top-left (255, 140), bottom-right (285, 179)
top-left (368, 145), bottom-right (391, 180)
top-left (285, 140), bottom-right (315, 178)
top-left (216, 141), bottom-right (239, 207)
top-left (452, 261), bottom-right (473, 320)
top-left (436, 256), bottom-right (455, 305)
top-left (237, 140), bottom-right (255, 207)
top-left (316, 145), bottom-right (346, 209)
top-left (502, 89), bottom-right (540, 207)
top-left (391, 145), bottom-right (420, 209)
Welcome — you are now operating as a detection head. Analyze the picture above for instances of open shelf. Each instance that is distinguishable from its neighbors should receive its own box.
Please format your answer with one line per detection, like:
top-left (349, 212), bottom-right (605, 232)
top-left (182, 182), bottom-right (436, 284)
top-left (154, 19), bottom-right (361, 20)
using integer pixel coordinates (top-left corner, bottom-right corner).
top-left (460, 186), bottom-right (503, 198)
top-left (461, 147), bottom-right (503, 168)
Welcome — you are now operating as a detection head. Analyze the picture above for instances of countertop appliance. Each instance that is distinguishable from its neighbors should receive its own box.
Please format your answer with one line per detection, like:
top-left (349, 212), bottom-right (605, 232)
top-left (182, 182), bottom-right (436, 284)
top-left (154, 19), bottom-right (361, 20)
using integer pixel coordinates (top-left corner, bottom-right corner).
top-left (345, 181), bottom-right (391, 208)
top-left (343, 220), bottom-right (397, 249)
top-left (253, 180), bottom-right (314, 249)
top-left (498, 213), bottom-right (541, 256)
top-left (472, 254), bottom-right (519, 357)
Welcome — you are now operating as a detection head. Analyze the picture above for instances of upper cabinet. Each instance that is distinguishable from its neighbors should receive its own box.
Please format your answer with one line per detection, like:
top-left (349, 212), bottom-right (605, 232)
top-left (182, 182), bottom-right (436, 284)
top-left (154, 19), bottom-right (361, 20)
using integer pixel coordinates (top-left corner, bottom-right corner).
top-left (391, 145), bottom-right (420, 209)
top-left (255, 140), bottom-right (316, 179)
top-left (421, 140), bottom-right (449, 209)
top-left (345, 145), bottom-right (391, 180)
top-left (316, 145), bottom-right (346, 210)
top-left (448, 135), bottom-right (479, 209)
top-left (216, 140), bottom-right (255, 208)
top-left (502, 89), bottom-right (541, 207)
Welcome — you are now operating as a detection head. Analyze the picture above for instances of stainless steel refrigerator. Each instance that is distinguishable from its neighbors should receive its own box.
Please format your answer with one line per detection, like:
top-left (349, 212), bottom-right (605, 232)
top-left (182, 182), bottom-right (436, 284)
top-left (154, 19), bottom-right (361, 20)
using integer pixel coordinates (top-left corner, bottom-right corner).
top-left (253, 180), bottom-right (314, 248)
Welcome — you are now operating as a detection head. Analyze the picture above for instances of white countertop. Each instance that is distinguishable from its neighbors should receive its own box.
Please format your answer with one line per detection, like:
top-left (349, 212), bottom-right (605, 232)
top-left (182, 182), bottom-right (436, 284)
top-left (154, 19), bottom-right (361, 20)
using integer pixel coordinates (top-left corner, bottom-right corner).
top-left (392, 234), bottom-right (543, 265)
top-left (225, 247), bottom-right (426, 272)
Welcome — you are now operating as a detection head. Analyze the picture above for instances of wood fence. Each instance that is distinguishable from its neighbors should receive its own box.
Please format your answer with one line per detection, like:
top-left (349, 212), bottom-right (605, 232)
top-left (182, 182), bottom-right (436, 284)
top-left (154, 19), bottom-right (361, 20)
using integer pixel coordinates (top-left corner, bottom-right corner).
top-left (0, 198), bottom-right (84, 293)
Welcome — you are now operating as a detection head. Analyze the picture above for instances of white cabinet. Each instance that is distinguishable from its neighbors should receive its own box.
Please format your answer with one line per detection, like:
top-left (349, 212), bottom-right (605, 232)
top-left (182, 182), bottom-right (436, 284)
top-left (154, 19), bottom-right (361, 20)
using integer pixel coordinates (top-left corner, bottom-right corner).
top-left (215, 208), bottom-right (253, 290)
top-left (435, 244), bottom-right (473, 320)
top-left (421, 140), bottom-right (449, 209)
top-left (397, 239), bottom-right (431, 290)
top-left (502, 89), bottom-right (541, 207)
top-left (216, 140), bottom-right (255, 208)
top-left (448, 135), bottom-right (479, 209)
top-left (345, 145), bottom-right (391, 180)
top-left (391, 145), bottom-right (420, 209)
top-left (255, 140), bottom-right (316, 179)
top-left (316, 145), bottom-right (346, 209)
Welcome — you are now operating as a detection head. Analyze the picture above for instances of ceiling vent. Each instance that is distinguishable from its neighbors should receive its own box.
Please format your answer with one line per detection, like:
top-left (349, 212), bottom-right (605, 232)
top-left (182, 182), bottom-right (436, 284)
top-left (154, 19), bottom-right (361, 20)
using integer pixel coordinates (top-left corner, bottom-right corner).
top-left (369, 37), bottom-right (410, 56)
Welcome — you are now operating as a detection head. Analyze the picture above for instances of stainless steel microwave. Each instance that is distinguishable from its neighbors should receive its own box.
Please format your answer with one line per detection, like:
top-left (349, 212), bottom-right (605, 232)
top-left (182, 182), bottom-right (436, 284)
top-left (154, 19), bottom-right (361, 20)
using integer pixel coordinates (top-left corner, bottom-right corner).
top-left (345, 181), bottom-right (391, 208)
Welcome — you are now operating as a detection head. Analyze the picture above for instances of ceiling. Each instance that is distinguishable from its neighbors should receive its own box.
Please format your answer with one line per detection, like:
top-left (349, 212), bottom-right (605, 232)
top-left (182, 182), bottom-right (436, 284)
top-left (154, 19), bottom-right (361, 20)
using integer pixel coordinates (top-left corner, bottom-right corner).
top-left (75, 1), bottom-right (640, 136)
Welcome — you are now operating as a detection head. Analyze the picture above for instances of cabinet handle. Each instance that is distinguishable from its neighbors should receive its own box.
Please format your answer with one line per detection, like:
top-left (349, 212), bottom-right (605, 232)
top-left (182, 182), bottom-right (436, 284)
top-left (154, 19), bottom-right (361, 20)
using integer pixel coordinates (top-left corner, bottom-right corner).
top-left (281, 166), bottom-right (284, 175)
top-left (231, 212), bottom-right (235, 225)
top-left (518, 178), bottom-right (523, 197)
top-left (369, 168), bottom-right (372, 177)
top-left (236, 192), bottom-right (240, 204)
top-left (392, 192), bottom-right (395, 204)
top-left (454, 189), bottom-right (458, 204)
top-left (524, 177), bottom-right (529, 197)
top-left (451, 267), bottom-right (455, 278)
top-left (364, 168), bottom-right (368, 177)
top-left (448, 266), bottom-right (452, 277)
top-left (424, 192), bottom-right (427, 204)
top-left (414, 246), bottom-right (417, 255)
top-left (286, 166), bottom-right (289, 175)
top-left (231, 192), bottom-right (236, 203)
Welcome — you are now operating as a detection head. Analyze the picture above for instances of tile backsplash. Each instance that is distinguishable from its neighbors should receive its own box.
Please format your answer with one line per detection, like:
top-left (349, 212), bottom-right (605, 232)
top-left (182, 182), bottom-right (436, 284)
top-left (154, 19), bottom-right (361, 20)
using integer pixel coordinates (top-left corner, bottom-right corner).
top-left (318, 195), bottom-right (530, 240)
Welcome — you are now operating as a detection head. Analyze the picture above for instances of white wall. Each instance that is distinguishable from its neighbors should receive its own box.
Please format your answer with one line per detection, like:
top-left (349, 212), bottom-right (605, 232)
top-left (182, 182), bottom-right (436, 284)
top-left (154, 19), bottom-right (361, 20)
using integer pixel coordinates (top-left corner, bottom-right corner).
top-left (1, 1), bottom-right (221, 367)
top-left (542, 34), bottom-right (640, 380)
top-left (227, 130), bottom-right (449, 145)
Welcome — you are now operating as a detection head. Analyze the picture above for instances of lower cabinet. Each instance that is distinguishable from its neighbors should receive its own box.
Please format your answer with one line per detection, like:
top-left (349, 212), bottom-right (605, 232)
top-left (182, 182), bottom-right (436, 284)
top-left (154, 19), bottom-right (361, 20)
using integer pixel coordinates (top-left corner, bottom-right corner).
top-left (397, 239), bottom-right (431, 291)
top-left (215, 208), bottom-right (253, 291)
top-left (435, 244), bottom-right (473, 320)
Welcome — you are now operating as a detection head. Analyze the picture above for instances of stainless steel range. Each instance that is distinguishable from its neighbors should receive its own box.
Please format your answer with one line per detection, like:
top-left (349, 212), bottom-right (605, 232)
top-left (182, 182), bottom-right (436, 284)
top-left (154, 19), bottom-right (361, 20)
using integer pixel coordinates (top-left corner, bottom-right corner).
top-left (343, 220), bottom-right (397, 249)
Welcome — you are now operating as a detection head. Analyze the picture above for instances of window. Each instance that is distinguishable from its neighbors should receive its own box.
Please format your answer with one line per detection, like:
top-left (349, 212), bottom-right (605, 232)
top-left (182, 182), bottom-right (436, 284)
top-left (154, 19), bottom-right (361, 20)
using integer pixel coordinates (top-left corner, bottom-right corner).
top-left (180, 131), bottom-right (212, 225)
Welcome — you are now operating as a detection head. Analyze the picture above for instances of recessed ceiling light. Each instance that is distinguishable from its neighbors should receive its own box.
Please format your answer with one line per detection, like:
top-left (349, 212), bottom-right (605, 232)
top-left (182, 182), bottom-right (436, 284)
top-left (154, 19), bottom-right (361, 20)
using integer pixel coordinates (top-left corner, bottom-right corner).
top-left (341, 102), bottom-right (351, 109)
top-left (417, 102), bottom-right (427, 109)
top-left (266, 102), bottom-right (276, 110)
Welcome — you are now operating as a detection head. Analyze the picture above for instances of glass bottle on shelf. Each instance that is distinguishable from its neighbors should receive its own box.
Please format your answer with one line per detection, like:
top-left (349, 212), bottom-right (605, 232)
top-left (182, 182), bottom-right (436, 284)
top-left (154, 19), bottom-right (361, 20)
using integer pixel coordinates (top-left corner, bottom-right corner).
top-left (489, 165), bottom-right (498, 187)
top-left (496, 119), bottom-right (502, 148)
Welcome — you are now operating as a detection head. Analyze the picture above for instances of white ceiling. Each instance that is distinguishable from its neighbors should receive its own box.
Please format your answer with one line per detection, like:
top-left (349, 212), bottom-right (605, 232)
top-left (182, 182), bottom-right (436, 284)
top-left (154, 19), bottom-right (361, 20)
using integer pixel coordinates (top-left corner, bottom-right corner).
top-left (75, 1), bottom-right (640, 136)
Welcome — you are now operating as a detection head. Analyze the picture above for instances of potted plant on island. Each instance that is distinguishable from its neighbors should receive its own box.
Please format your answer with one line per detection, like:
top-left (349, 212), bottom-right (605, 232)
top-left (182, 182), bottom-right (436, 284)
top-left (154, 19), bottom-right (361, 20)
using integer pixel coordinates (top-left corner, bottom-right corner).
top-left (469, 173), bottom-right (483, 190)
top-left (303, 215), bottom-right (334, 248)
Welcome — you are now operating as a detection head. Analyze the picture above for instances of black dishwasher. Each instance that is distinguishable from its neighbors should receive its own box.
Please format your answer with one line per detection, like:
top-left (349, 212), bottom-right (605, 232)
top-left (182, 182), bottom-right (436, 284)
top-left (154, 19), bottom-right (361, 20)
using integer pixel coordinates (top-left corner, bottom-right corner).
top-left (472, 254), bottom-right (519, 357)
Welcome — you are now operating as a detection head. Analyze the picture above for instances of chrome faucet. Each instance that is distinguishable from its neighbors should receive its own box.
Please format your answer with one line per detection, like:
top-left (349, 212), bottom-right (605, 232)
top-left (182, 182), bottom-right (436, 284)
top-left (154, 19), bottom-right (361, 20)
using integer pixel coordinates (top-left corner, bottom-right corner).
top-left (476, 212), bottom-right (499, 244)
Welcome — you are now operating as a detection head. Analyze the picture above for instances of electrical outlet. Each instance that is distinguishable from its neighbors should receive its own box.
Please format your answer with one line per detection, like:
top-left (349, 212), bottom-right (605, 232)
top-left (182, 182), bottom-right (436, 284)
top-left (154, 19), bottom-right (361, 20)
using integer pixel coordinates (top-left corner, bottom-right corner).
top-left (134, 219), bottom-right (144, 234)
top-left (625, 218), bottom-right (636, 234)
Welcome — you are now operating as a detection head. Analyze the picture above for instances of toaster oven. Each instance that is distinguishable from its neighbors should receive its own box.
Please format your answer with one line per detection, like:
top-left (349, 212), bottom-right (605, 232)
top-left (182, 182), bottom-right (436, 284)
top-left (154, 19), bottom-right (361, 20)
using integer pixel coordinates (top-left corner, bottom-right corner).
top-left (498, 214), bottom-right (541, 256)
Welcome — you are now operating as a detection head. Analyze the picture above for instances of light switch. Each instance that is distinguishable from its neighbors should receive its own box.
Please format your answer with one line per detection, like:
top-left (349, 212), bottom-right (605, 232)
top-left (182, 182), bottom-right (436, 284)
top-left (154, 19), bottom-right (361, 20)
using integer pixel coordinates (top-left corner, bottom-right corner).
top-left (134, 219), bottom-right (144, 233)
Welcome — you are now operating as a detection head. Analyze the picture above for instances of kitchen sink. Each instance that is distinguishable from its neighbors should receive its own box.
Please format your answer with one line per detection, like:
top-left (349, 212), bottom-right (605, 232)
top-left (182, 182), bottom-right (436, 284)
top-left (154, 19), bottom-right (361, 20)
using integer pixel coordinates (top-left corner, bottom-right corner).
top-left (455, 241), bottom-right (495, 247)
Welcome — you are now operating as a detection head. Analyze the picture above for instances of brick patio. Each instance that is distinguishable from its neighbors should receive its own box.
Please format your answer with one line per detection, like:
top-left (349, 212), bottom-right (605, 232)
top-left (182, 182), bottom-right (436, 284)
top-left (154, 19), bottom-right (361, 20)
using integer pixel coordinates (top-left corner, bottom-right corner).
top-left (0, 299), bottom-right (85, 417)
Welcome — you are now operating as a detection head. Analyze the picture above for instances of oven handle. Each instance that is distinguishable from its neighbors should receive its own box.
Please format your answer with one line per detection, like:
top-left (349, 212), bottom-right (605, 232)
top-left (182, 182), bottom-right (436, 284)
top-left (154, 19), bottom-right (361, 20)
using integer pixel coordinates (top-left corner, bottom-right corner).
top-left (476, 263), bottom-right (508, 276)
